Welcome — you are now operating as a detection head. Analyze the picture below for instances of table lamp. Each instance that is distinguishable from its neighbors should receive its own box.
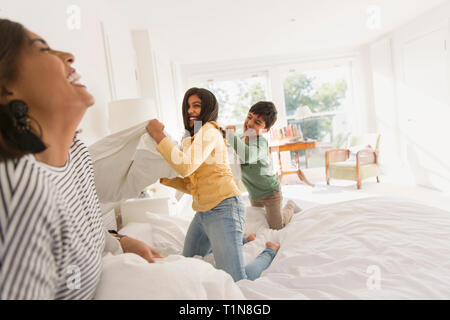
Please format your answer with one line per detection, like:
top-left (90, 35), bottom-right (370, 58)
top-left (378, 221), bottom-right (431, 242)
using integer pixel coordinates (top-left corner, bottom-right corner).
top-left (108, 98), bottom-right (157, 134)
top-left (295, 106), bottom-right (313, 141)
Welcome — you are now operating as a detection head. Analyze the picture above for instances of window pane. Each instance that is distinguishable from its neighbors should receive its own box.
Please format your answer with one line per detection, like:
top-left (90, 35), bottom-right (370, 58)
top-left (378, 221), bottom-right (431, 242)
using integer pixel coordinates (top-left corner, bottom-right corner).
top-left (284, 67), bottom-right (349, 116)
top-left (198, 76), bottom-right (268, 134)
top-left (284, 67), bottom-right (351, 143)
top-left (283, 66), bottom-right (352, 168)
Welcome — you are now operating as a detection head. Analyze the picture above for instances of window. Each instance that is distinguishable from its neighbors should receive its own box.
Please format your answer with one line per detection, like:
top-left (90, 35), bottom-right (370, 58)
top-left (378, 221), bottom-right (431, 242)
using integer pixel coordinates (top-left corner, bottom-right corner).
top-left (187, 62), bottom-right (355, 170)
top-left (283, 65), bottom-right (353, 167)
top-left (198, 75), bottom-right (269, 135)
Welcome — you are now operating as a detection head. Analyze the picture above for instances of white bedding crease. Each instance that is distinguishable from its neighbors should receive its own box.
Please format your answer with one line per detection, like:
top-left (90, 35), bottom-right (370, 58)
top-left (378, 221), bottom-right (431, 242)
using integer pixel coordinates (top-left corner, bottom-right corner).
top-left (95, 196), bottom-right (450, 300)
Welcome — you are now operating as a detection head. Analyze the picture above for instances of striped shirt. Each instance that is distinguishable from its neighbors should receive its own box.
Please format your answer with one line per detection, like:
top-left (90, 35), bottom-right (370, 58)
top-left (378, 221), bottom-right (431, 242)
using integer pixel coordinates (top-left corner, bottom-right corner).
top-left (0, 139), bottom-right (105, 299)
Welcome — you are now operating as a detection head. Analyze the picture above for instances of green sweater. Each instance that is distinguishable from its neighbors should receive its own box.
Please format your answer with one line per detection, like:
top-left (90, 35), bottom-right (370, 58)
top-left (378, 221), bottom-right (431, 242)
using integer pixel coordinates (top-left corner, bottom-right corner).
top-left (227, 132), bottom-right (280, 201)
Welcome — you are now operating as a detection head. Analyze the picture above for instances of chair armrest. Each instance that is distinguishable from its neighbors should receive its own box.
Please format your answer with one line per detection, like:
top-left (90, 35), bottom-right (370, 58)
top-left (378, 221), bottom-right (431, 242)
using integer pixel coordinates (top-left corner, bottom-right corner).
top-left (325, 149), bottom-right (350, 167)
top-left (356, 148), bottom-right (378, 166)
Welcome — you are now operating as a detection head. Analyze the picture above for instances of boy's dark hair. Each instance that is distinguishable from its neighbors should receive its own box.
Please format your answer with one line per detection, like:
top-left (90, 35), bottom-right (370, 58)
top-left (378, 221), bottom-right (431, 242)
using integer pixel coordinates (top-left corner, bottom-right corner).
top-left (249, 101), bottom-right (278, 129)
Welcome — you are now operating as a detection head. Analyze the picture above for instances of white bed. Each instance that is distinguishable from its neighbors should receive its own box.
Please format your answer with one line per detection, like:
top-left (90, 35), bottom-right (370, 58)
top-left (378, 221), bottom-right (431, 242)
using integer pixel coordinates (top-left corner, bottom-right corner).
top-left (95, 195), bottom-right (450, 300)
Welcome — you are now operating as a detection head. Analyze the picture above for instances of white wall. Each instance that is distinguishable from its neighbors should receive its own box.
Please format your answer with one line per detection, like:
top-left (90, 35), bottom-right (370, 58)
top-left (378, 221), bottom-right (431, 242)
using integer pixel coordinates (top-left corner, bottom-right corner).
top-left (152, 51), bottom-right (183, 138)
top-left (1, 0), bottom-right (112, 145)
top-left (102, 22), bottom-right (139, 101)
top-left (101, 15), bottom-right (182, 140)
top-left (366, 1), bottom-right (450, 191)
top-left (364, 39), bottom-right (403, 173)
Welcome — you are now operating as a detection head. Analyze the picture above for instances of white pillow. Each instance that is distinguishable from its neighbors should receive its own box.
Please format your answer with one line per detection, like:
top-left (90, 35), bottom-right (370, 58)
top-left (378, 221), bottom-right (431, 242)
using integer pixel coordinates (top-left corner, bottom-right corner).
top-left (348, 144), bottom-right (372, 161)
top-left (95, 253), bottom-right (245, 300)
top-left (89, 121), bottom-right (177, 205)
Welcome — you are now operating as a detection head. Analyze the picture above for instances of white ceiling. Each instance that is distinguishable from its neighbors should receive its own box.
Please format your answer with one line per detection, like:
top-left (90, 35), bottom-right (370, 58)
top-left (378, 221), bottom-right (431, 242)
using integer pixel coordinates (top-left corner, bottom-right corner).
top-left (104, 0), bottom-right (449, 64)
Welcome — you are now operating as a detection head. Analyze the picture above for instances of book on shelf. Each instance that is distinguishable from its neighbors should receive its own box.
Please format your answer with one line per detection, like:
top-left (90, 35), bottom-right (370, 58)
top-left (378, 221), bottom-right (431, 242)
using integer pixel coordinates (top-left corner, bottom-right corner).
top-left (270, 124), bottom-right (303, 141)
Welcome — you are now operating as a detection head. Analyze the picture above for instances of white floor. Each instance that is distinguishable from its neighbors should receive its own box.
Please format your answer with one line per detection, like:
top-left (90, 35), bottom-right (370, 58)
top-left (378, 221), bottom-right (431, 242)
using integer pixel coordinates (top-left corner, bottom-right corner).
top-left (280, 167), bottom-right (450, 212)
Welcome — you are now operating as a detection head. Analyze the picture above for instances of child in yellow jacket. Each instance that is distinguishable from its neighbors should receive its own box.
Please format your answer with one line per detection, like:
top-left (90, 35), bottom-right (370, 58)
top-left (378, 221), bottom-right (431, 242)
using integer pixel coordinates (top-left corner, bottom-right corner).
top-left (146, 87), bottom-right (279, 281)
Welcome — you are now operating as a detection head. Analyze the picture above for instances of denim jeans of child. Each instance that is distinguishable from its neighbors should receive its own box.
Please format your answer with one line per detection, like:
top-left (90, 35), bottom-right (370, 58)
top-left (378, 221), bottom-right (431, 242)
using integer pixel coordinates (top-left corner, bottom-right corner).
top-left (182, 196), bottom-right (277, 281)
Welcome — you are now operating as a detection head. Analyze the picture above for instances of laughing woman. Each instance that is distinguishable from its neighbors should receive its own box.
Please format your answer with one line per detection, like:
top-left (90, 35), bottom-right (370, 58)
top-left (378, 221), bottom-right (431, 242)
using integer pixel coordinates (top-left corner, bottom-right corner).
top-left (146, 88), bottom-right (280, 282)
top-left (0, 19), bottom-right (163, 300)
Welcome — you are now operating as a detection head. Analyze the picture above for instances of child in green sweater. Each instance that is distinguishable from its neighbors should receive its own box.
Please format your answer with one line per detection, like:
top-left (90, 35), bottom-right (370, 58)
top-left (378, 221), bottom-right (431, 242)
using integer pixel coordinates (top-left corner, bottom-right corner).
top-left (226, 101), bottom-right (301, 230)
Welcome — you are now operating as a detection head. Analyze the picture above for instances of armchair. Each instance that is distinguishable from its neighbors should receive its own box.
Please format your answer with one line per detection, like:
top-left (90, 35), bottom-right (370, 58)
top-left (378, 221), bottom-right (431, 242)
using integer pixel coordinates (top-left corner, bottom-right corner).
top-left (325, 134), bottom-right (381, 189)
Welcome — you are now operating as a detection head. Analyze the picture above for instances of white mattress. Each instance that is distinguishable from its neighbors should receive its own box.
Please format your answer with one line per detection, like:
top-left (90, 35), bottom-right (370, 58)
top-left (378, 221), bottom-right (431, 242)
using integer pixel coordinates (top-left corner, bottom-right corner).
top-left (96, 196), bottom-right (450, 300)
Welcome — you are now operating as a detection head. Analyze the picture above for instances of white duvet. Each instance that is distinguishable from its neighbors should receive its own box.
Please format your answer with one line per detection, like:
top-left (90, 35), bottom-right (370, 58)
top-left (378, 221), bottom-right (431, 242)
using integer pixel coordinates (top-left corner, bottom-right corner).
top-left (95, 196), bottom-right (450, 300)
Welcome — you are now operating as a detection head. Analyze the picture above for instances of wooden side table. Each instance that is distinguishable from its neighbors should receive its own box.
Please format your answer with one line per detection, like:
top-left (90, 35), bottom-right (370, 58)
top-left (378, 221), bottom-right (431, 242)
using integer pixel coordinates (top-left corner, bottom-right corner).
top-left (269, 139), bottom-right (317, 186)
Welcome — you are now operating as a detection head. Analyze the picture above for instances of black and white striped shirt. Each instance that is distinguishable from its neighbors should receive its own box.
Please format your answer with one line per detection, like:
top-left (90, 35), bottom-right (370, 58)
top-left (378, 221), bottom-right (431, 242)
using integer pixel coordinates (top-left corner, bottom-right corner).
top-left (0, 139), bottom-right (105, 299)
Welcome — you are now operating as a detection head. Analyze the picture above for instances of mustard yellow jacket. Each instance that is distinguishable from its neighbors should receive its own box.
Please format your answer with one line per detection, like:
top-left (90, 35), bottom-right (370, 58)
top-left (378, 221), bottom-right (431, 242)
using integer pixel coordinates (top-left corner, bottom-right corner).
top-left (157, 121), bottom-right (241, 212)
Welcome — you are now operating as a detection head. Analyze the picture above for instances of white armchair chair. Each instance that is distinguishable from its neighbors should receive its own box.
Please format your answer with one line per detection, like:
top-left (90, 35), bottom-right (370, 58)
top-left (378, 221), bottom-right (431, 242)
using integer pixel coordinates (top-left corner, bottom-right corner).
top-left (325, 134), bottom-right (381, 189)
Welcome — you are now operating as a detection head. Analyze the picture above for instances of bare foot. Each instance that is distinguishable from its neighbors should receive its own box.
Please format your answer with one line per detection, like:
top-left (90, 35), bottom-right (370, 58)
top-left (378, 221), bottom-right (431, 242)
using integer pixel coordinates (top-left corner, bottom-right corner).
top-left (266, 241), bottom-right (280, 252)
top-left (245, 233), bottom-right (256, 242)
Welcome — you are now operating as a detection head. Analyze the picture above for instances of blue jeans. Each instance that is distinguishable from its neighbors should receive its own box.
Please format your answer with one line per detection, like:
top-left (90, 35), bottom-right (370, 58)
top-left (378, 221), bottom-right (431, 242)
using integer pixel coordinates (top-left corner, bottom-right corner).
top-left (182, 196), bottom-right (277, 281)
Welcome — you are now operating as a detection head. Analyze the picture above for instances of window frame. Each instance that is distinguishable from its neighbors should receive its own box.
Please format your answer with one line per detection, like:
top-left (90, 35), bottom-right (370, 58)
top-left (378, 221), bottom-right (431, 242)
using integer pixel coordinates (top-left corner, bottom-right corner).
top-left (184, 56), bottom-right (356, 129)
top-left (188, 71), bottom-right (272, 128)
top-left (280, 61), bottom-right (355, 144)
